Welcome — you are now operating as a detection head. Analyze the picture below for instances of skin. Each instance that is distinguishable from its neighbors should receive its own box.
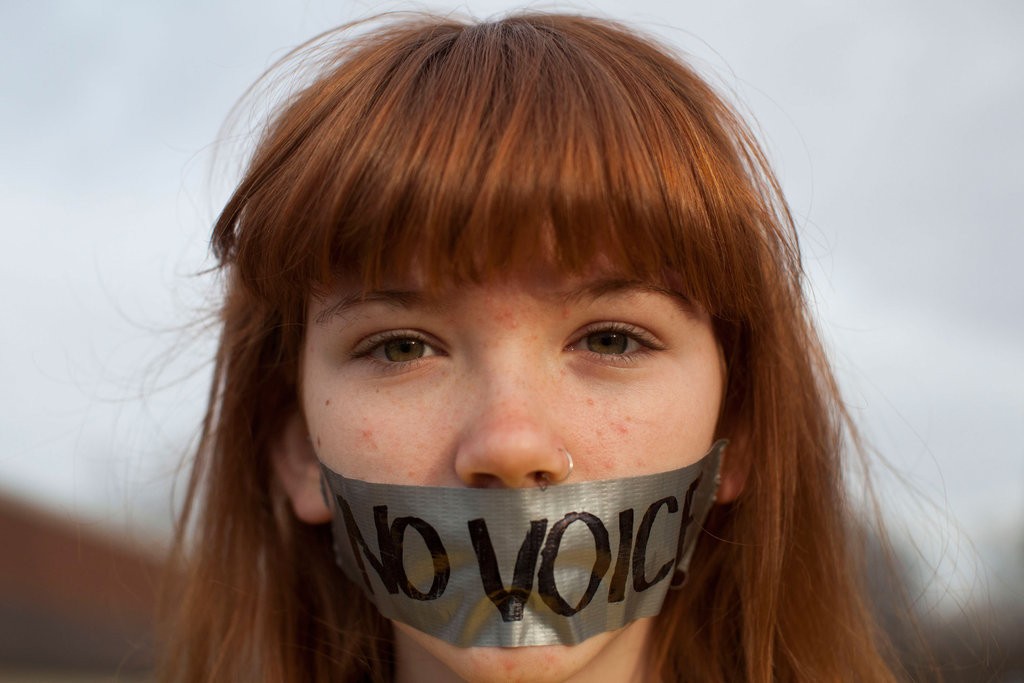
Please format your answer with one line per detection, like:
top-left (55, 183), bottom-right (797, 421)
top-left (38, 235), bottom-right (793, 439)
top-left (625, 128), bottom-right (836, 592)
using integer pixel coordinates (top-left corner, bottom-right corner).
top-left (278, 267), bottom-right (729, 683)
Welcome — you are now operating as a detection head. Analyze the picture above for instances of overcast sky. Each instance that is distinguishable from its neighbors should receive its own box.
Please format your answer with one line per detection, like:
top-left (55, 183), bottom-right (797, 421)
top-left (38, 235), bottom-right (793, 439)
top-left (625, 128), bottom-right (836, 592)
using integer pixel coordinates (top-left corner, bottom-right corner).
top-left (1, 1), bottom-right (1021, 600)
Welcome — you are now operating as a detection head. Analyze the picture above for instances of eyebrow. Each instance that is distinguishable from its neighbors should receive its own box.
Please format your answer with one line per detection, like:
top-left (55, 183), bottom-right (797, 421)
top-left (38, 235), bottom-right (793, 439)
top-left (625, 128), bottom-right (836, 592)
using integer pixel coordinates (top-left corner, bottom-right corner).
top-left (313, 278), bottom-right (696, 325)
top-left (556, 278), bottom-right (694, 309)
top-left (313, 289), bottom-right (432, 325)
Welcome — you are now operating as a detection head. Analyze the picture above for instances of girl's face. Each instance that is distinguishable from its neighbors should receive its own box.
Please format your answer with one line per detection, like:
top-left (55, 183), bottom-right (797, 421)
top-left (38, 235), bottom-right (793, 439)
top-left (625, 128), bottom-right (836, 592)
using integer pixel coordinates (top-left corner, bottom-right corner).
top-left (297, 267), bottom-right (725, 683)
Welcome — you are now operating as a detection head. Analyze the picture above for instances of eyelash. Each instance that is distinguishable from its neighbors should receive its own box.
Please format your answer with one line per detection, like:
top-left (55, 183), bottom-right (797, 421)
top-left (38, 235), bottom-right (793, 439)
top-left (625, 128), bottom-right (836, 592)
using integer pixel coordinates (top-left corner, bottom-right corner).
top-left (568, 322), bottom-right (664, 365)
top-left (350, 322), bottom-right (663, 369)
top-left (350, 330), bottom-right (441, 369)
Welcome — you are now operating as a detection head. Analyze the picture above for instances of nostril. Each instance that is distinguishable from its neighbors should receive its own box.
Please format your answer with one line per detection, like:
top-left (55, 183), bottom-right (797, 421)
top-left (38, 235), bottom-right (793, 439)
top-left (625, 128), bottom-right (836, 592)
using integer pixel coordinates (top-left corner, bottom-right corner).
top-left (464, 470), bottom-right (558, 489)
top-left (466, 473), bottom-right (505, 489)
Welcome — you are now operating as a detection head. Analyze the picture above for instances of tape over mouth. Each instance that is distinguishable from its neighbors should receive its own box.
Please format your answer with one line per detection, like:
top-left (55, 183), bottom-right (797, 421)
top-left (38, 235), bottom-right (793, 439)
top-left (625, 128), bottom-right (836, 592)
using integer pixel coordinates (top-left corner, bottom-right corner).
top-left (320, 440), bottom-right (725, 647)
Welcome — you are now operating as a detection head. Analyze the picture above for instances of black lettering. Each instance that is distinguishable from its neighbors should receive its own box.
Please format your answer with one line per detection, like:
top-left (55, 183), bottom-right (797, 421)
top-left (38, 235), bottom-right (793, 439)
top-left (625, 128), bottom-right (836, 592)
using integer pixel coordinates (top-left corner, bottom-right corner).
top-left (336, 496), bottom-right (399, 594)
top-left (607, 508), bottom-right (634, 603)
top-left (468, 518), bottom-right (547, 622)
top-left (672, 474), bottom-right (703, 583)
top-left (538, 512), bottom-right (611, 616)
top-left (391, 516), bottom-right (450, 600)
top-left (632, 496), bottom-right (678, 592)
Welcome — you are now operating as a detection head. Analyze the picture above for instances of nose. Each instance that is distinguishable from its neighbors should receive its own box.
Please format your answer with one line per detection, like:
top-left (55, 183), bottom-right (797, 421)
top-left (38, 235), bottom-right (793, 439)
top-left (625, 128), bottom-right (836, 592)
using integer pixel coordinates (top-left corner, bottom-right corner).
top-left (453, 383), bottom-right (572, 489)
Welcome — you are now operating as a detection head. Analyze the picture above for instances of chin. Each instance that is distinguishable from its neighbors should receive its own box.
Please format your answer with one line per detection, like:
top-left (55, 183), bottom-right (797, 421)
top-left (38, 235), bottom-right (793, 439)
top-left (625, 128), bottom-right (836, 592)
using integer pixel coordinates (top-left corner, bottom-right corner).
top-left (392, 619), bottom-right (653, 683)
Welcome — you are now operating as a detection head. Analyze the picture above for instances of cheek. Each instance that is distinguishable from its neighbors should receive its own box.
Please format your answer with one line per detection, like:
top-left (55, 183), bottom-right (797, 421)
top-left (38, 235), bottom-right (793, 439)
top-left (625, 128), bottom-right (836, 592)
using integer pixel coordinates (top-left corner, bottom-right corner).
top-left (303, 379), bottom-right (457, 483)
top-left (571, 364), bottom-right (722, 475)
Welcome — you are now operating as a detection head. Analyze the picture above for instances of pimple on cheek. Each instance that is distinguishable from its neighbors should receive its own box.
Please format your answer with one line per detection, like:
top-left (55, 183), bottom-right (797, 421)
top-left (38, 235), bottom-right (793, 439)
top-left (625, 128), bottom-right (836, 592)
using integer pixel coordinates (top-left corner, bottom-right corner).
top-left (611, 414), bottom-right (634, 435)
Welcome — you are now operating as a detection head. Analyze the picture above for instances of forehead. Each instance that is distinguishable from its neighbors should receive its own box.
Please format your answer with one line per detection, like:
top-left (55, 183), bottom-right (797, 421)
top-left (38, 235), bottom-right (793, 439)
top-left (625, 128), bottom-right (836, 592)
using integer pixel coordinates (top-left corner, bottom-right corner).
top-left (310, 265), bottom-right (700, 325)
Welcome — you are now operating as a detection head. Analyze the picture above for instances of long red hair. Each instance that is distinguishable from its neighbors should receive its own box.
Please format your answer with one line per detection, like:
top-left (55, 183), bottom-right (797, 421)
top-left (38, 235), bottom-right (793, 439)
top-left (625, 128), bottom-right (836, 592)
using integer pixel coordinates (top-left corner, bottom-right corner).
top-left (162, 12), bottom-right (898, 681)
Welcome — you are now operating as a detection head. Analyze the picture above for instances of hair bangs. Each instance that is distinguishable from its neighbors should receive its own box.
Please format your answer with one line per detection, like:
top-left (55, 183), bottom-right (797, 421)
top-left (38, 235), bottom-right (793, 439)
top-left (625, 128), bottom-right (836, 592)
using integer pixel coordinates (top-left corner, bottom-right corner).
top-left (215, 14), bottom-right (792, 322)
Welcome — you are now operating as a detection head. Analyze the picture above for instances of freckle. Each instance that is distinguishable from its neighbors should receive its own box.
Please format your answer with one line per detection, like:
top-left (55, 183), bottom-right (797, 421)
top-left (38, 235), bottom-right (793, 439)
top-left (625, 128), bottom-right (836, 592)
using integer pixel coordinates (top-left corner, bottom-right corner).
top-left (361, 429), bottom-right (377, 448)
top-left (325, 399), bottom-right (331, 406)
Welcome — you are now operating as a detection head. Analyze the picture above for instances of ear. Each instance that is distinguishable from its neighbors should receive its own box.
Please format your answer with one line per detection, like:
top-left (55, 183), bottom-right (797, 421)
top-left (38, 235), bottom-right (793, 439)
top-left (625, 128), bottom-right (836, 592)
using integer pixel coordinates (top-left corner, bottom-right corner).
top-left (270, 410), bottom-right (332, 524)
top-left (716, 429), bottom-right (750, 504)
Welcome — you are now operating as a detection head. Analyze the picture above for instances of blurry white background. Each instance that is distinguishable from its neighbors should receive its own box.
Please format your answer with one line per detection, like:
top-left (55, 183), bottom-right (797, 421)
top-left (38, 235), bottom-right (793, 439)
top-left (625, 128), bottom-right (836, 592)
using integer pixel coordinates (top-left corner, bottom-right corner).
top-left (1, 0), bottom-right (1021, 609)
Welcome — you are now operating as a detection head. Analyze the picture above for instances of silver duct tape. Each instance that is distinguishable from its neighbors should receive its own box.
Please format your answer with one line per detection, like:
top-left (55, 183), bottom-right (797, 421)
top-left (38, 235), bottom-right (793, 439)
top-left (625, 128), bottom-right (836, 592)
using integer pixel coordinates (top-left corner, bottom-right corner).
top-left (319, 440), bottom-right (724, 648)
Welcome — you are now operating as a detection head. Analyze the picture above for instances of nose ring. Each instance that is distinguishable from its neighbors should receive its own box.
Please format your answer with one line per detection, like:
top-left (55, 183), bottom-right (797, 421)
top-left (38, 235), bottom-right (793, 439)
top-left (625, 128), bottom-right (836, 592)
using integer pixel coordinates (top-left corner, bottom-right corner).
top-left (536, 448), bottom-right (574, 490)
top-left (561, 448), bottom-right (574, 481)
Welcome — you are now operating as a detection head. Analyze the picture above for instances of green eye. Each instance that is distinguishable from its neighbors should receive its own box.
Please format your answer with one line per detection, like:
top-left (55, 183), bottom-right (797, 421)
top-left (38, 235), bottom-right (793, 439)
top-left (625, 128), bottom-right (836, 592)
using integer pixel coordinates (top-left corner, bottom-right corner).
top-left (585, 331), bottom-right (630, 354)
top-left (383, 338), bottom-right (427, 362)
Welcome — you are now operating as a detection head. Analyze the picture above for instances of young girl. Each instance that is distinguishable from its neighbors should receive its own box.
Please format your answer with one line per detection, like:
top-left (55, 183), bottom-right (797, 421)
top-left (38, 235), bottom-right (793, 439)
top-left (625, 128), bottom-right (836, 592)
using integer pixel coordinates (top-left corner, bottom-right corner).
top-left (163, 12), bottom-right (899, 682)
